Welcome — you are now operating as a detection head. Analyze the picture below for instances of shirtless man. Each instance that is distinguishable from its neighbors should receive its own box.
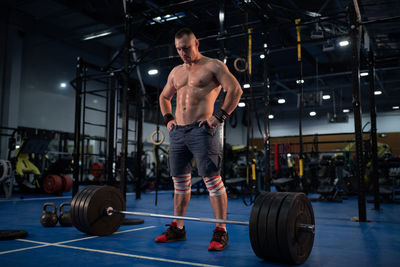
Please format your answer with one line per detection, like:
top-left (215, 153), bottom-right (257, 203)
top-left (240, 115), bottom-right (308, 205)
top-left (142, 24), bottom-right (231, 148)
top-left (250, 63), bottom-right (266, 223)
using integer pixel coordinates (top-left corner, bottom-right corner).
top-left (155, 28), bottom-right (242, 251)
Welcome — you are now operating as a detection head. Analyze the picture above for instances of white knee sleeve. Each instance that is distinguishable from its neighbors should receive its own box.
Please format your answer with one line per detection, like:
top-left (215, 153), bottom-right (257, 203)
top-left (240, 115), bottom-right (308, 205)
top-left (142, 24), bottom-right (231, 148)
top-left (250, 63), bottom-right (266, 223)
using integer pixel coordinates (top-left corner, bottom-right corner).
top-left (172, 174), bottom-right (191, 194)
top-left (203, 175), bottom-right (226, 196)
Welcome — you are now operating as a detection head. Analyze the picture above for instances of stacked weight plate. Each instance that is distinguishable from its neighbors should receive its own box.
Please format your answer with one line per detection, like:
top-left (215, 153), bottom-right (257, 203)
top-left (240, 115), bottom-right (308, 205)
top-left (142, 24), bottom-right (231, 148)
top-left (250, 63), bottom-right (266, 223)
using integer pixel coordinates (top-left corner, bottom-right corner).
top-left (71, 186), bottom-right (125, 236)
top-left (249, 192), bottom-right (315, 265)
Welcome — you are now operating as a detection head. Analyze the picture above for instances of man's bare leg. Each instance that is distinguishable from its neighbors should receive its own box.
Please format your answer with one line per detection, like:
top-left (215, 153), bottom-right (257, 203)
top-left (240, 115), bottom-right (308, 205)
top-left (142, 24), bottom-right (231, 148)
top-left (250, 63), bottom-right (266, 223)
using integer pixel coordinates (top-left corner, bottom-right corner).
top-left (210, 191), bottom-right (227, 228)
top-left (174, 192), bottom-right (191, 228)
top-left (206, 176), bottom-right (229, 251)
top-left (202, 175), bottom-right (228, 229)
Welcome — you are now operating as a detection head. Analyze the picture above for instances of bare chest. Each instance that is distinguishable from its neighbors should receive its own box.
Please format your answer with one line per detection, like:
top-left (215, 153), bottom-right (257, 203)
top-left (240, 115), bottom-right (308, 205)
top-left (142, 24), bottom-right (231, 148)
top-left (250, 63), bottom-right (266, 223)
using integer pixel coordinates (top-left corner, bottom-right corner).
top-left (174, 66), bottom-right (216, 89)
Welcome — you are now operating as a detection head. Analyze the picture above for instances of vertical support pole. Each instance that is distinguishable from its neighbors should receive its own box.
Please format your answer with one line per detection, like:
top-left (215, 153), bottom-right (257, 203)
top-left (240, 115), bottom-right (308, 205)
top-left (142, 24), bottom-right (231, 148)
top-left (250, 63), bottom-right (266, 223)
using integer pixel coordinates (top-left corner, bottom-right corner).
top-left (263, 39), bottom-right (271, 192)
top-left (368, 51), bottom-right (380, 210)
top-left (349, 6), bottom-right (367, 221)
top-left (155, 48), bottom-right (161, 206)
top-left (80, 64), bottom-right (87, 184)
top-left (135, 91), bottom-right (143, 199)
top-left (120, 74), bottom-right (128, 200)
top-left (295, 19), bottom-right (304, 180)
top-left (106, 74), bottom-right (116, 185)
top-left (218, 0), bottom-right (227, 181)
top-left (218, 0), bottom-right (226, 59)
top-left (72, 57), bottom-right (83, 196)
top-left (120, 3), bottom-right (133, 201)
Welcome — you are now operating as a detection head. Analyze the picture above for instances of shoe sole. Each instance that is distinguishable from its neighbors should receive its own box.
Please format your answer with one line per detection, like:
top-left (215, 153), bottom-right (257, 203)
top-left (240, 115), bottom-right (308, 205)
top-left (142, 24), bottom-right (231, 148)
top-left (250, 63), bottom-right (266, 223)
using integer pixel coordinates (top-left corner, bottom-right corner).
top-left (208, 244), bottom-right (229, 251)
top-left (155, 237), bottom-right (186, 243)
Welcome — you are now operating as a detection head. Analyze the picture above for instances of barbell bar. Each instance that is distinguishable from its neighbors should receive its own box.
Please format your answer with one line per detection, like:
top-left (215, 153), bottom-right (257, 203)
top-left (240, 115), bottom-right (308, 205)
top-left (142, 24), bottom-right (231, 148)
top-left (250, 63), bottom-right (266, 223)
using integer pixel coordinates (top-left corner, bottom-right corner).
top-left (70, 185), bottom-right (315, 265)
top-left (106, 208), bottom-right (315, 233)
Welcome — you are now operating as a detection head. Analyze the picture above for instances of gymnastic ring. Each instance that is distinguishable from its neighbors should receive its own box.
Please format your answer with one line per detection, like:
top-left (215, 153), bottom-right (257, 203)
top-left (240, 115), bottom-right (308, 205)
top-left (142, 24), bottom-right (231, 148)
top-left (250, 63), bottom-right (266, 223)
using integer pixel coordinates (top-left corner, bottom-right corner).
top-left (234, 57), bottom-right (248, 73)
top-left (150, 130), bottom-right (165, 145)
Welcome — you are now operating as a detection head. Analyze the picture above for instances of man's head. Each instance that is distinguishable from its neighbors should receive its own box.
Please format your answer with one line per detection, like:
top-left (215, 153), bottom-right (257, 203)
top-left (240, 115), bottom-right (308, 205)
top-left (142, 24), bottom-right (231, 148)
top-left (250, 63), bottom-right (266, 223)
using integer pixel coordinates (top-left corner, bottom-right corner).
top-left (175, 28), bottom-right (200, 64)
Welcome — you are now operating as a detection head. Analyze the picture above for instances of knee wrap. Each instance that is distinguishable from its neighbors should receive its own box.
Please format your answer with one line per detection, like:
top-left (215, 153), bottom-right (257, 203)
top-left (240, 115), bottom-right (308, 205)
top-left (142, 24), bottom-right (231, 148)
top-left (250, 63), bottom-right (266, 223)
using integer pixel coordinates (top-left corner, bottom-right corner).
top-left (203, 175), bottom-right (226, 196)
top-left (172, 174), bottom-right (191, 194)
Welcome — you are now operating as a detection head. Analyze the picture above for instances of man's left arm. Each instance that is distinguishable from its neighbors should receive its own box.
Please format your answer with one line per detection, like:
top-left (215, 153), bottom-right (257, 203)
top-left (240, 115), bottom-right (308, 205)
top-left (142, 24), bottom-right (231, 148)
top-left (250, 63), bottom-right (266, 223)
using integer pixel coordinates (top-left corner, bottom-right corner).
top-left (214, 60), bottom-right (243, 121)
top-left (200, 59), bottom-right (242, 128)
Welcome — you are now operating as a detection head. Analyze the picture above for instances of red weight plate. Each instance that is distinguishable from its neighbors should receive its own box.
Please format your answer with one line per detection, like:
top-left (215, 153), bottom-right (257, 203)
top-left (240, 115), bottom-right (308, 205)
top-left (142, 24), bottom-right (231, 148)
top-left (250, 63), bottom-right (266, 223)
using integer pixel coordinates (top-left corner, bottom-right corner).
top-left (43, 175), bottom-right (63, 194)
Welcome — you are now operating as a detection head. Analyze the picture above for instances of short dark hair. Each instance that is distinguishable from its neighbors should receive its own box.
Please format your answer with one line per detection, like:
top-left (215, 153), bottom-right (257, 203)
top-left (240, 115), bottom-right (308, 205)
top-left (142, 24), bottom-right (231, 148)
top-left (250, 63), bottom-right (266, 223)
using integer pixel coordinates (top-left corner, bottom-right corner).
top-left (175, 28), bottom-right (194, 39)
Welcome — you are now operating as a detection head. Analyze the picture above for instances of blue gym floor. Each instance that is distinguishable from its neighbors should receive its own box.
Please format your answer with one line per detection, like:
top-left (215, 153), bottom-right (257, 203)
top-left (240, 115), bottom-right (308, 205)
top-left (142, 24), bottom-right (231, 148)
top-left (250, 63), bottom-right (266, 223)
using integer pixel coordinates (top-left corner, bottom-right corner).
top-left (0, 189), bottom-right (399, 267)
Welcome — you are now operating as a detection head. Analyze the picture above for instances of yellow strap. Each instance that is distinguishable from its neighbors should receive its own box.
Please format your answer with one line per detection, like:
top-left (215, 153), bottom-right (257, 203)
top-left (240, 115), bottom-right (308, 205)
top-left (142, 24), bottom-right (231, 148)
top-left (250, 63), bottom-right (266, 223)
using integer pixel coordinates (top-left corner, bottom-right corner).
top-left (251, 163), bottom-right (256, 181)
top-left (299, 158), bottom-right (303, 177)
top-left (295, 19), bottom-right (301, 62)
top-left (248, 28), bottom-right (252, 75)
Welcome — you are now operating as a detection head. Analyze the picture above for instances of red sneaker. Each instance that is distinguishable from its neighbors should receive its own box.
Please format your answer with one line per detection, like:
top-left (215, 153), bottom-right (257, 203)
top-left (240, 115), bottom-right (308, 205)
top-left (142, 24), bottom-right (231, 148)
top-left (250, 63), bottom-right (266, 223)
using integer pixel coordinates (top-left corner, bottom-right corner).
top-left (155, 222), bottom-right (186, 243)
top-left (208, 227), bottom-right (229, 251)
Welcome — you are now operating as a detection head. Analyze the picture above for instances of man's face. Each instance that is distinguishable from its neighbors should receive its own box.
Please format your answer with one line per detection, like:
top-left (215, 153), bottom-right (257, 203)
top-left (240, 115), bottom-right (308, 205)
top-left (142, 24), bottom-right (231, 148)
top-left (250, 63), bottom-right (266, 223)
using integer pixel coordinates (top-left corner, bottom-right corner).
top-left (175, 34), bottom-right (198, 64)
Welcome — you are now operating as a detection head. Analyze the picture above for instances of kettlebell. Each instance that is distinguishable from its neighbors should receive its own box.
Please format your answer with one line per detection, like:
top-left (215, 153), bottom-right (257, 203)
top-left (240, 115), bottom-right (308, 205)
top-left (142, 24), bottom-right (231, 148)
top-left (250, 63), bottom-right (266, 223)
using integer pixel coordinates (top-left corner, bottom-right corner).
top-left (59, 202), bottom-right (72, 227)
top-left (40, 202), bottom-right (58, 227)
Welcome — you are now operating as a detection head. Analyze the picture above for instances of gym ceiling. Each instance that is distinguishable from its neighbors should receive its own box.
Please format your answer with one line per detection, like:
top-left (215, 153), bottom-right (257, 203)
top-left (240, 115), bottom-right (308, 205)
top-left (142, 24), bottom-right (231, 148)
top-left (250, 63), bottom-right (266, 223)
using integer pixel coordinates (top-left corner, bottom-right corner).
top-left (3, 0), bottom-right (400, 120)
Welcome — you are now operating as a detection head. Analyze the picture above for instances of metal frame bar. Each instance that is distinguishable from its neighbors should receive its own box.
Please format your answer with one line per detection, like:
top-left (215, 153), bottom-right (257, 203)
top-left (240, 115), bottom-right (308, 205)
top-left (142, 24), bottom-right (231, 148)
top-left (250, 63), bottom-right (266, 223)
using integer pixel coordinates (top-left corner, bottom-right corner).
top-left (135, 89), bottom-right (143, 200)
top-left (108, 209), bottom-right (315, 233)
top-left (72, 57), bottom-right (83, 196)
top-left (106, 76), bottom-right (116, 185)
top-left (368, 51), bottom-right (380, 210)
top-left (349, 6), bottom-right (367, 222)
top-left (263, 39), bottom-right (271, 191)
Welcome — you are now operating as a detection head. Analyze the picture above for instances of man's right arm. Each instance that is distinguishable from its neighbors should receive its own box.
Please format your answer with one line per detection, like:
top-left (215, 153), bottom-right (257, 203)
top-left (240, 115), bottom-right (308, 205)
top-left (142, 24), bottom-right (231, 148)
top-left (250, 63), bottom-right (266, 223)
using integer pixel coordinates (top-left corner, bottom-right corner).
top-left (159, 68), bottom-right (177, 130)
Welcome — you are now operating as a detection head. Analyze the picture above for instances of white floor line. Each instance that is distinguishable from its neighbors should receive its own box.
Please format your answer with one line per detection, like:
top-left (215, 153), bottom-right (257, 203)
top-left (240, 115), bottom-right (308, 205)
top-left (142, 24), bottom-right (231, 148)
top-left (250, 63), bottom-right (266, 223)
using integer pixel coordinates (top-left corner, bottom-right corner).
top-left (0, 244), bottom-right (50, 255)
top-left (0, 196), bottom-right (72, 202)
top-left (57, 226), bottom-right (156, 244)
top-left (0, 226), bottom-right (155, 255)
top-left (17, 239), bottom-right (221, 267)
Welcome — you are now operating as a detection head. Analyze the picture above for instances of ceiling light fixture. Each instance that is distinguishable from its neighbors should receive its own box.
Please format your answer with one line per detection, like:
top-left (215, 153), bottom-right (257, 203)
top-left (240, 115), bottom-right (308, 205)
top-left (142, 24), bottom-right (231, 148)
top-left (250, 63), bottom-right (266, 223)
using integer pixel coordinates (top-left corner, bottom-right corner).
top-left (82, 31), bottom-right (112, 41)
top-left (60, 82), bottom-right (67, 88)
top-left (339, 40), bottom-right (349, 47)
top-left (243, 84), bottom-right (250, 89)
top-left (309, 111), bottom-right (316, 116)
top-left (322, 95), bottom-right (331, 100)
top-left (148, 12), bottom-right (186, 25)
top-left (268, 114), bottom-right (274, 119)
top-left (238, 102), bottom-right (246, 107)
top-left (343, 109), bottom-right (350, 113)
top-left (278, 98), bottom-right (286, 104)
top-left (148, 69), bottom-right (158, 75)
top-left (374, 91), bottom-right (382, 95)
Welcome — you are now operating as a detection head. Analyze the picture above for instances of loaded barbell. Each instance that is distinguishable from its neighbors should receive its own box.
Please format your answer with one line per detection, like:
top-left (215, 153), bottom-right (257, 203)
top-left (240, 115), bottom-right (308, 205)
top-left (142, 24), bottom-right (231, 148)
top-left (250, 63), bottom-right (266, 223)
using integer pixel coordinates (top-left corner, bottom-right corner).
top-left (70, 185), bottom-right (315, 265)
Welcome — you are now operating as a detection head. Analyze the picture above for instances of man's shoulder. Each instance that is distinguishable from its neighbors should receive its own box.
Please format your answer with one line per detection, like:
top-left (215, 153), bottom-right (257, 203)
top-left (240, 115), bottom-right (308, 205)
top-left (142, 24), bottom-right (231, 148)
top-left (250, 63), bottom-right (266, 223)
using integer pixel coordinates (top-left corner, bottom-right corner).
top-left (170, 64), bottom-right (184, 75)
top-left (203, 57), bottom-right (227, 74)
top-left (172, 64), bottom-right (184, 71)
top-left (203, 56), bottom-right (222, 65)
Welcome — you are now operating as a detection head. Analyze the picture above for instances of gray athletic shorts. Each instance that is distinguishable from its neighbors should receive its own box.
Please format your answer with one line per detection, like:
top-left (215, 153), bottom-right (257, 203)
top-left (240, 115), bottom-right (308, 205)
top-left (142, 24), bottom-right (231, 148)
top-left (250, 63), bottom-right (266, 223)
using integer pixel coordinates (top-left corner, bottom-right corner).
top-left (168, 121), bottom-right (222, 177)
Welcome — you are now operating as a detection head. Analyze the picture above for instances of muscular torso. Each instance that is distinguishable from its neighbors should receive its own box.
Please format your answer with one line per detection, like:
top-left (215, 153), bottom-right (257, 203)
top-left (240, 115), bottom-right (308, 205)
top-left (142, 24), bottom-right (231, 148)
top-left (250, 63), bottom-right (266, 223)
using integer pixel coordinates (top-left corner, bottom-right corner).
top-left (173, 57), bottom-right (221, 125)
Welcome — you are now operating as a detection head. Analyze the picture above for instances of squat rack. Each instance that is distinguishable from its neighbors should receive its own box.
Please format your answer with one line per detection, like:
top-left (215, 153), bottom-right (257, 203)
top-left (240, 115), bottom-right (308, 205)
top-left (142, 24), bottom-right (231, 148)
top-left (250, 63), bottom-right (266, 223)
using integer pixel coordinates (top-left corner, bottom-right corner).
top-left (71, 1), bottom-right (399, 219)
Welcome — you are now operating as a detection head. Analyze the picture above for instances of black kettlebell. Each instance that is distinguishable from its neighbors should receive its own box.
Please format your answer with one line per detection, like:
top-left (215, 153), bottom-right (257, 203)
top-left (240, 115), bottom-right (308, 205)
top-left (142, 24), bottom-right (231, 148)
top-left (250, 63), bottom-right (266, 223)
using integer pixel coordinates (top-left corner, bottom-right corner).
top-left (59, 202), bottom-right (72, 227)
top-left (40, 202), bottom-right (58, 227)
